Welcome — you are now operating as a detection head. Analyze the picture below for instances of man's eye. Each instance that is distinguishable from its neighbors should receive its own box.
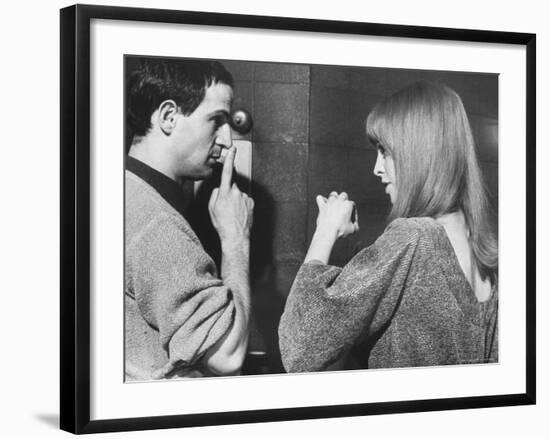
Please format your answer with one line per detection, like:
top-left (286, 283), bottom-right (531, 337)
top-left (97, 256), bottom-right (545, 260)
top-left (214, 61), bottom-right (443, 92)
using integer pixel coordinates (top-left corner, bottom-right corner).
top-left (212, 114), bottom-right (228, 127)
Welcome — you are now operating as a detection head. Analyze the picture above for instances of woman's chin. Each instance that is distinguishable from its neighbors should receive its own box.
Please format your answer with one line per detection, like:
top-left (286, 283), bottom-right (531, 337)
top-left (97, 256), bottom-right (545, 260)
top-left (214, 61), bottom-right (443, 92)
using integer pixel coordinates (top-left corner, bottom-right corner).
top-left (385, 185), bottom-right (396, 204)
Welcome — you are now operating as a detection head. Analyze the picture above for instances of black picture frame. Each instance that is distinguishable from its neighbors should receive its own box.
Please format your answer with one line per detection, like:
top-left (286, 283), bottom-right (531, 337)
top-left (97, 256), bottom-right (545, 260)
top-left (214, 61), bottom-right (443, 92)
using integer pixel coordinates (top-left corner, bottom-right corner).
top-left (60, 3), bottom-right (536, 434)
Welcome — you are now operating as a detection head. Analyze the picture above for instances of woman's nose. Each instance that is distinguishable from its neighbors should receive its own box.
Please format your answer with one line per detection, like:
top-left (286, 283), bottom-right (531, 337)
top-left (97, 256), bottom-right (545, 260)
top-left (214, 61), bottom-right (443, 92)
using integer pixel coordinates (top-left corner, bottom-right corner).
top-left (373, 152), bottom-right (384, 177)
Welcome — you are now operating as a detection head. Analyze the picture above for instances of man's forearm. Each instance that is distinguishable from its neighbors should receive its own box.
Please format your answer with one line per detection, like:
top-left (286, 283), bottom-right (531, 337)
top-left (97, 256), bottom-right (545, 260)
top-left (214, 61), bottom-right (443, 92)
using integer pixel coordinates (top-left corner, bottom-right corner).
top-left (203, 238), bottom-right (251, 375)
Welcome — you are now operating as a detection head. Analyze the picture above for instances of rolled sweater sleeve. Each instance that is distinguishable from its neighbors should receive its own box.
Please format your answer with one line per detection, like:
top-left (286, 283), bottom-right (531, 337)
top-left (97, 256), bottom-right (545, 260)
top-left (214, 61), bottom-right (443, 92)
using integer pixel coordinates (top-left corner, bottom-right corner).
top-left (279, 218), bottom-right (423, 373)
top-left (127, 212), bottom-right (235, 371)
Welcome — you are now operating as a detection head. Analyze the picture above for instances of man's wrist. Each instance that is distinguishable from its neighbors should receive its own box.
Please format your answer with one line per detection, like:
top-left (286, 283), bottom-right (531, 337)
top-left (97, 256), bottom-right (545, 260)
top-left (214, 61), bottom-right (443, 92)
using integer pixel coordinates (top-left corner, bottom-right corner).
top-left (221, 236), bottom-right (250, 254)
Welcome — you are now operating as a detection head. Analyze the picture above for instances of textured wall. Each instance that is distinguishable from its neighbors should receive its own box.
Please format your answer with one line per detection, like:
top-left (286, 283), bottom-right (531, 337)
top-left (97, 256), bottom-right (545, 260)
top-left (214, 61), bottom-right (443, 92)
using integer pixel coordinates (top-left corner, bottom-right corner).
top-left (307, 65), bottom-right (499, 266)
top-left (217, 61), bottom-right (312, 370)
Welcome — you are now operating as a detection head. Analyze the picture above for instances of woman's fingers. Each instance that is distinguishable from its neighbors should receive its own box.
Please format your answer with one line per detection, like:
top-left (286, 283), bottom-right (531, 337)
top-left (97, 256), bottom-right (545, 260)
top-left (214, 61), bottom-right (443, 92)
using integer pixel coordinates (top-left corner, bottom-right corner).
top-left (316, 195), bottom-right (327, 210)
top-left (326, 191), bottom-right (349, 200)
top-left (315, 191), bottom-right (359, 237)
top-left (325, 191), bottom-right (347, 204)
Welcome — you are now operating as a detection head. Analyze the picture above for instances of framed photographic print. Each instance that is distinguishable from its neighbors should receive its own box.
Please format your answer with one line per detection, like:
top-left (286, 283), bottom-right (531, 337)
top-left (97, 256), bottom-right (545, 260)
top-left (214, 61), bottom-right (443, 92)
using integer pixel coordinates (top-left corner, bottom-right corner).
top-left (60, 4), bottom-right (536, 434)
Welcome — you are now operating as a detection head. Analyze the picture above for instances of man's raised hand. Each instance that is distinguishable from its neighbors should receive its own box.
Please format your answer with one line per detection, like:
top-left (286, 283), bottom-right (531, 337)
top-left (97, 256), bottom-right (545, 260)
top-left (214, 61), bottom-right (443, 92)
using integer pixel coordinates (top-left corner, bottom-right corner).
top-left (208, 147), bottom-right (254, 243)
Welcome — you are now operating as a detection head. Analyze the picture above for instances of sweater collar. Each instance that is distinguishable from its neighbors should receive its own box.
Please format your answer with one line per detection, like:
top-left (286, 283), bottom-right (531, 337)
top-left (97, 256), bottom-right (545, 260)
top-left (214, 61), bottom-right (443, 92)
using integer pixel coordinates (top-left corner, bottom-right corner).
top-left (126, 155), bottom-right (188, 218)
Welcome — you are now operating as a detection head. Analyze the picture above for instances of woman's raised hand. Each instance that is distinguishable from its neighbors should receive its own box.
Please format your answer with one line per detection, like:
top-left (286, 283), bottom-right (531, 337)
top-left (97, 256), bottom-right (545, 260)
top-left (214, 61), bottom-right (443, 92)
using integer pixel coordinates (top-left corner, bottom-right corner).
top-left (315, 191), bottom-right (359, 239)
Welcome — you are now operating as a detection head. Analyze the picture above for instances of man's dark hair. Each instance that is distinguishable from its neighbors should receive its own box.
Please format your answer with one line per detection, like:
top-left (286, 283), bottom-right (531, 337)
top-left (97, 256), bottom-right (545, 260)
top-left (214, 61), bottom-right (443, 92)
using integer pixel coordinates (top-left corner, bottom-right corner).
top-left (126, 57), bottom-right (234, 144)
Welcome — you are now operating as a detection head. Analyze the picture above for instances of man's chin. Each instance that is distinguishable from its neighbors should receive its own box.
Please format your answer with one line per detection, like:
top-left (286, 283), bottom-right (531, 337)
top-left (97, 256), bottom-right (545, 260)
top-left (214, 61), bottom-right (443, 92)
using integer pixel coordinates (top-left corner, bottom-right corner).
top-left (192, 165), bottom-right (217, 181)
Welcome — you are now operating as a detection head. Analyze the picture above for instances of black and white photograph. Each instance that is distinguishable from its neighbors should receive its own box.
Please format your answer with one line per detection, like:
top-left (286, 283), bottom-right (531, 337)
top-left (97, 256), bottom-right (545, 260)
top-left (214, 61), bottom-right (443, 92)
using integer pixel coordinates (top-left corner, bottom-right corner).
top-left (4, 0), bottom-right (548, 437)
top-left (56, 3), bottom-right (537, 435)
top-left (124, 56), bottom-right (499, 380)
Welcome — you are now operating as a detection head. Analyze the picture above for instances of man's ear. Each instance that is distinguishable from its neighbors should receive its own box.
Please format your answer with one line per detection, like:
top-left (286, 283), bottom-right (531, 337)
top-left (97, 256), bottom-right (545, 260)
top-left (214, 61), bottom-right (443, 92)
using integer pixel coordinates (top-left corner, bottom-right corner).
top-left (157, 100), bottom-right (179, 135)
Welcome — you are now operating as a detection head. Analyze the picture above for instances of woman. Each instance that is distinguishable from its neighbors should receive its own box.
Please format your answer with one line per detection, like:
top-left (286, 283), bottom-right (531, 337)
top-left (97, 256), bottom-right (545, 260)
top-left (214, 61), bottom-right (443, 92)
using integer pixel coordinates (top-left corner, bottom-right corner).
top-left (278, 81), bottom-right (498, 372)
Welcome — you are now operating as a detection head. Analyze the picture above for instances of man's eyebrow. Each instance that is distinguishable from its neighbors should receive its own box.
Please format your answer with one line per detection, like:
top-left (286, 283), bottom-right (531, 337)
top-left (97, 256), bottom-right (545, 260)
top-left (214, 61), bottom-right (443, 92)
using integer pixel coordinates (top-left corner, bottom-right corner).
top-left (208, 109), bottom-right (230, 117)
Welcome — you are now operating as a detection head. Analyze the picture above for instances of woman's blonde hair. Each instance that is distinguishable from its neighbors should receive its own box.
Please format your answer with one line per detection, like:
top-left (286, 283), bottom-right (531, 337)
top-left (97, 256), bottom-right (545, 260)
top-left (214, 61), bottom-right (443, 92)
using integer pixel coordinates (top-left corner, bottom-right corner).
top-left (366, 81), bottom-right (497, 282)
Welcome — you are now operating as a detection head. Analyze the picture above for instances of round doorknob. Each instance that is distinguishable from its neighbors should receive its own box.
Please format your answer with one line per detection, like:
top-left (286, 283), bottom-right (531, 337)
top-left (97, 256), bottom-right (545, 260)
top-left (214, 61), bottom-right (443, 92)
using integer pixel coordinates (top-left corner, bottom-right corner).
top-left (230, 108), bottom-right (253, 134)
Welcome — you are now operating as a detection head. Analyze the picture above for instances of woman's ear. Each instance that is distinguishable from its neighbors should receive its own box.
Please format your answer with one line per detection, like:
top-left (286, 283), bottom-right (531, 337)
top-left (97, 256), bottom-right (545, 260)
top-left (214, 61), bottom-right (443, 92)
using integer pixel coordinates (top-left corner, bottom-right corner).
top-left (157, 99), bottom-right (178, 135)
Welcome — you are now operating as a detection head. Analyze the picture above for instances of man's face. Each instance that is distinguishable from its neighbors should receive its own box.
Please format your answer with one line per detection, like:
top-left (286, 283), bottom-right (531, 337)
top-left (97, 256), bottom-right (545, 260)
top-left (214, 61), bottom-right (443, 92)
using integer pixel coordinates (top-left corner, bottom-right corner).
top-left (170, 82), bottom-right (233, 181)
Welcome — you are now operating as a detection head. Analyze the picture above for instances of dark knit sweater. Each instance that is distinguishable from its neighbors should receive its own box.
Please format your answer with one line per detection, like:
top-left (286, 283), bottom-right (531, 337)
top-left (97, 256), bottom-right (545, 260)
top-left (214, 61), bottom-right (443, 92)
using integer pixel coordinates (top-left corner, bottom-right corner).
top-left (278, 217), bottom-right (498, 372)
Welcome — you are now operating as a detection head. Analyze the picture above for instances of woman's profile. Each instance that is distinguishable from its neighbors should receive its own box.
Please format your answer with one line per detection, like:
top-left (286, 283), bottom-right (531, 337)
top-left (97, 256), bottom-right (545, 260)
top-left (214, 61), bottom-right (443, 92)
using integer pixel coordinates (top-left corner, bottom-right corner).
top-left (278, 81), bottom-right (498, 372)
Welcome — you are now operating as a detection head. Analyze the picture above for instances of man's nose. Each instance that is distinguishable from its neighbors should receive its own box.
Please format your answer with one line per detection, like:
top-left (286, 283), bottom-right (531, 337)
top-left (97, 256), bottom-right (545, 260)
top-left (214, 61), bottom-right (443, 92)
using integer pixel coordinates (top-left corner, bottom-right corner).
top-left (217, 123), bottom-right (233, 149)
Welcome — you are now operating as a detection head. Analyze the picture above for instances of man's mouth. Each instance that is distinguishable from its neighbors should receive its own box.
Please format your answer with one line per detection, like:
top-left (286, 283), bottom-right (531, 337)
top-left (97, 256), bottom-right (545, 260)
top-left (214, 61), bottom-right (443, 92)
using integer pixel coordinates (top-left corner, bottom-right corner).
top-left (211, 148), bottom-right (229, 164)
top-left (208, 148), bottom-right (221, 163)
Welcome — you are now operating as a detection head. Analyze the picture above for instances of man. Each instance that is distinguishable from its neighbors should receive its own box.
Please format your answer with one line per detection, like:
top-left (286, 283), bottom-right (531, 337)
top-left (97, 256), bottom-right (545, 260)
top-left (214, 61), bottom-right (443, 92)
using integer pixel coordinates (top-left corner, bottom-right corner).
top-left (125, 58), bottom-right (253, 380)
